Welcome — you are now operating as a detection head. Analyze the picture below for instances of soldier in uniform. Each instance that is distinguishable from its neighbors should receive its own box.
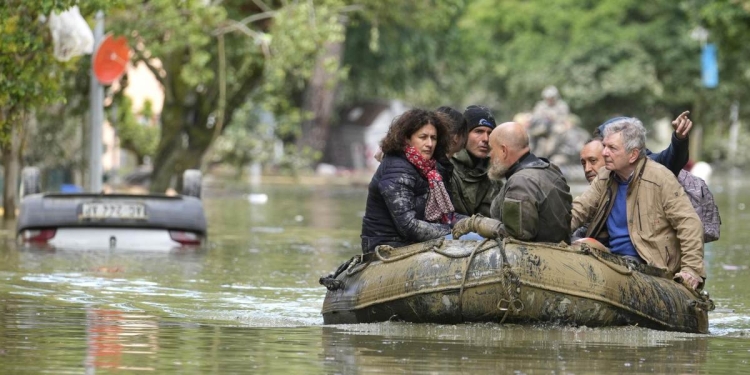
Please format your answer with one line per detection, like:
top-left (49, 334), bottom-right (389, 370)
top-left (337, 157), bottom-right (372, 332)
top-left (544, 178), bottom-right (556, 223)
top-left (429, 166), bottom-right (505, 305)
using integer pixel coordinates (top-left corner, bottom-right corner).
top-left (530, 85), bottom-right (570, 157)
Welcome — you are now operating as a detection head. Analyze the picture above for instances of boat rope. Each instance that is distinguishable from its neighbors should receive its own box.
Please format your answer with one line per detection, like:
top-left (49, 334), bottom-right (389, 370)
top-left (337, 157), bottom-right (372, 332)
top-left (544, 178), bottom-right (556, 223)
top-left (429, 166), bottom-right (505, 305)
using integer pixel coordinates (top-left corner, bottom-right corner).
top-left (497, 238), bottom-right (524, 324)
top-left (580, 243), bottom-right (634, 276)
top-left (457, 238), bottom-right (489, 320)
top-left (433, 241), bottom-right (496, 258)
top-left (374, 238), bottom-right (445, 262)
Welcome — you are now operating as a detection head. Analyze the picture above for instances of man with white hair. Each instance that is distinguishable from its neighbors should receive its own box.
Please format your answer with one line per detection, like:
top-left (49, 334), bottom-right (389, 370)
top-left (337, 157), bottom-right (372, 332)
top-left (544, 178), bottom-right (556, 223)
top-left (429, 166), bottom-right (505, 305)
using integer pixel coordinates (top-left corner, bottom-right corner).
top-left (570, 117), bottom-right (706, 291)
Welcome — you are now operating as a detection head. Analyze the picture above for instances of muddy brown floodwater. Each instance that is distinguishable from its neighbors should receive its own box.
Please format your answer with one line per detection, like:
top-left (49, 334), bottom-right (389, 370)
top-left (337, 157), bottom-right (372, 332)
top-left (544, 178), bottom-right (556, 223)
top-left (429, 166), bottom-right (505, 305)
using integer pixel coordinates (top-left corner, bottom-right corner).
top-left (0, 174), bottom-right (748, 374)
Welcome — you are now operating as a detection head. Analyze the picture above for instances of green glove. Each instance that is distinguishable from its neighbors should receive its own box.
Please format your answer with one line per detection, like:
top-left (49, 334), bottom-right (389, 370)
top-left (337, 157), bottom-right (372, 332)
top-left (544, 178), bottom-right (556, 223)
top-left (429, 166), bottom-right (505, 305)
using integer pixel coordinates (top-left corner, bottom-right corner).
top-left (451, 215), bottom-right (504, 239)
top-left (451, 216), bottom-right (476, 239)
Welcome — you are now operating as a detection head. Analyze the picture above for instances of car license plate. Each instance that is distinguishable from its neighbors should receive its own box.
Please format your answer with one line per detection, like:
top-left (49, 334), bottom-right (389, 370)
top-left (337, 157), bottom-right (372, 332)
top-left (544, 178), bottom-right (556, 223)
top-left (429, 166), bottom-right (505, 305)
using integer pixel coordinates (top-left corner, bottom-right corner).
top-left (80, 202), bottom-right (147, 220)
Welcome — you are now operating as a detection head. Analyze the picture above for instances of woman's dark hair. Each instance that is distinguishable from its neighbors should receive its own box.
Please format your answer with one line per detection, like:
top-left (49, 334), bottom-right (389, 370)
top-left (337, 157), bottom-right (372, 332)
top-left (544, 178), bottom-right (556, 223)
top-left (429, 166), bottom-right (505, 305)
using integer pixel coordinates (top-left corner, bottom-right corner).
top-left (436, 106), bottom-right (468, 138)
top-left (380, 108), bottom-right (451, 158)
top-left (437, 106), bottom-right (468, 153)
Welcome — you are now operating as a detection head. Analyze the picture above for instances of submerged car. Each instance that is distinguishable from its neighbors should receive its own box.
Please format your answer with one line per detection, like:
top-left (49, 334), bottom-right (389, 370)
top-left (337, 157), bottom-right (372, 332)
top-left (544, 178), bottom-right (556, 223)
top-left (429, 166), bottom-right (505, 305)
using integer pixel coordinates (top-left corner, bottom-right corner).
top-left (17, 168), bottom-right (207, 251)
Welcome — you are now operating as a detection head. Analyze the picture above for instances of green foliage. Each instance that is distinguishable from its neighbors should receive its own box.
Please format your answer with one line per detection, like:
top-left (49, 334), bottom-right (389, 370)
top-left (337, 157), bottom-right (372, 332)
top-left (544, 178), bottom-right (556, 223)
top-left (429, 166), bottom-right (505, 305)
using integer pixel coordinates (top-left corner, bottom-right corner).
top-left (210, 102), bottom-right (277, 176)
top-left (26, 107), bottom-right (87, 172)
top-left (340, 0), bottom-right (470, 108)
top-left (256, 0), bottom-right (346, 136)
top-left (104, 0), bottom-right (362, 186)
top-left (15, 0), bottom-right (750, 176)
top-left (26, 63), bottom-right (90, 176)
top-left (222, 0), bottom-right (347, 170)
top-left (339, 0), bottom-right (750, 141)
top-left (691, 0), bottom-right (750, 129)
top-left (0, 1), bottom-right (111, 147)
top-left (334, 0), bottom-right (750, 164)
top-left (111, 95), bottom-right (159, 163)
top-left (458, 0), bottom-right (700, 127)
top-left (109, 0), bottom-right (227, 91)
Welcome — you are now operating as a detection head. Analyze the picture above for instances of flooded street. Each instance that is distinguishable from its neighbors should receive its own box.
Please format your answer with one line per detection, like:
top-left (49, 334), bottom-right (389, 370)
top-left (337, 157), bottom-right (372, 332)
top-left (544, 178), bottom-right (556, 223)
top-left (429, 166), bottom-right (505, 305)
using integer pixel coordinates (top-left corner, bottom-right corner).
top-left (0, 175), bottom-right (749, 374)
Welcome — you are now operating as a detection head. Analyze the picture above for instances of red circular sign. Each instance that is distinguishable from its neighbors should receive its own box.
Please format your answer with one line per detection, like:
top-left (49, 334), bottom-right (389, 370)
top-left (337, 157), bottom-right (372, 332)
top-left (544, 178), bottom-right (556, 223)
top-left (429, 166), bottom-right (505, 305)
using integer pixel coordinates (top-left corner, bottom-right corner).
top-left (93, 35), bottom-right (130, 85)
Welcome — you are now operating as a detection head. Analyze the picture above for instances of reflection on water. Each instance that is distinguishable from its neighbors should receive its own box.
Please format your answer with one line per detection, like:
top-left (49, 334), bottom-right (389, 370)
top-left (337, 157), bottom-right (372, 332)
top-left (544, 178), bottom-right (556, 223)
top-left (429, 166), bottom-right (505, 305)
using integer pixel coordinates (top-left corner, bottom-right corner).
top-left (321, 324), bottom-right (717, 374)
top-left (85, 309), bottom-right (159, 372)
top-left (0, 177), bottom-right (748, 374)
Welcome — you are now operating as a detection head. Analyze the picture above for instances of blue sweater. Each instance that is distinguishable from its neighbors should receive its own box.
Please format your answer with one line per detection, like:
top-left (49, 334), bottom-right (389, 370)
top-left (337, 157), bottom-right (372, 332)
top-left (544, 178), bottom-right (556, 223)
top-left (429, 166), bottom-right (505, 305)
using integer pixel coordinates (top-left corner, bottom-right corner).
top-left (606, 178), bottom-right (642, 259)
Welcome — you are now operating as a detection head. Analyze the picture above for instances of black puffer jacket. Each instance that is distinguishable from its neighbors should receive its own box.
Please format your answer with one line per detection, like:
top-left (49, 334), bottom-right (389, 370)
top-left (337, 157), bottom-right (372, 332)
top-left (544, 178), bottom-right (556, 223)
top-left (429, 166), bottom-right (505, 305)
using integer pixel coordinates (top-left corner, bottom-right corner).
top-left (361, 153), bottom-right (451, 253)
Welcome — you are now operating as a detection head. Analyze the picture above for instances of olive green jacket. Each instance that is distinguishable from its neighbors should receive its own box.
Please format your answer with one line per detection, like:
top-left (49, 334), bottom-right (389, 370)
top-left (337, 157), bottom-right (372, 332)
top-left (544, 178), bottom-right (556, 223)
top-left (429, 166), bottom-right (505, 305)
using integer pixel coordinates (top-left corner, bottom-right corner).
top-left (449, 149), bottom-right (502, 217)
top-left (571, 158), bottom-right (705, 279)
top-left (489, 153), bottom-right (572, 243)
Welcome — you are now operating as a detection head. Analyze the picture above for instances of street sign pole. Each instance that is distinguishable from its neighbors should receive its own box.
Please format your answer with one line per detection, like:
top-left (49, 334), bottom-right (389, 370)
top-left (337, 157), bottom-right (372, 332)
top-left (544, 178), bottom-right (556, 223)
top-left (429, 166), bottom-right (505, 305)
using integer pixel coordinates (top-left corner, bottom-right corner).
top-left (89, 11), bottom-right (105, 193)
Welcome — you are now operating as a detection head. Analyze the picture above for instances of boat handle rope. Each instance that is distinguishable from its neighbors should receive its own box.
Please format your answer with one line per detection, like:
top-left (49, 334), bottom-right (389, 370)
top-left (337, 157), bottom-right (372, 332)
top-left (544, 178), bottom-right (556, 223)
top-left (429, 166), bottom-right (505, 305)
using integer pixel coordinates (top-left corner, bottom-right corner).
top-left (581, 244), bottom-right (634, 276)
top-left (374, 237), bottom-right (497, 263)
top-left (498, 299), bottom-right (525, 324)
top-left (457, 238), bottom-right (489, 319)
top-left (497, 238), bottom-right (524, 324)
top-left (374, 238), bottom-right (445, 263)
top-left (690, 290), bottom-right (715, 312)
top-left (433, 241), bottom-right (497, 258)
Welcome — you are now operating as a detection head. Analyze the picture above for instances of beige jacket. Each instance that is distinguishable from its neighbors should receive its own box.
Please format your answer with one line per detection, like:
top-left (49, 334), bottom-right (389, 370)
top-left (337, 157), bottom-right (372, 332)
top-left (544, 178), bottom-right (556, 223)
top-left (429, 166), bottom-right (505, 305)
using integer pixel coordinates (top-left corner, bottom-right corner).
top-left (571, 158), bottom-right (705, 279)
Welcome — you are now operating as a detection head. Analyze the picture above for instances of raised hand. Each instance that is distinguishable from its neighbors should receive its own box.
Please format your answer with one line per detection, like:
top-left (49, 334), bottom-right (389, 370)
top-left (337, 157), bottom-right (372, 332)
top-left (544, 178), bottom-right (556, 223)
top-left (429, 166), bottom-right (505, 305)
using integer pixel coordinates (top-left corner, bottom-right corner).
top-left (672, 111), bottom-right (693, 140)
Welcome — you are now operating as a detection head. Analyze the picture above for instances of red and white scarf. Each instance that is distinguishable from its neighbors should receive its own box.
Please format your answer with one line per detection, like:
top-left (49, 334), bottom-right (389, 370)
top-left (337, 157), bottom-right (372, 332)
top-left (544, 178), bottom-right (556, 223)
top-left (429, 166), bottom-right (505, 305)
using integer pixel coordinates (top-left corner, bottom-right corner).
top-left (404, 145), bottom-right (455, 223)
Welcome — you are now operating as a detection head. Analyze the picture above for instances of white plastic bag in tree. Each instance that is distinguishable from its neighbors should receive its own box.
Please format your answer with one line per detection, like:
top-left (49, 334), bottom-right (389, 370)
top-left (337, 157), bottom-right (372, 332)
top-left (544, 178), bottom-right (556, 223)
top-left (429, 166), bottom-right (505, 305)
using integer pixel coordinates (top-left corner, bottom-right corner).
top-left (48, 6), bottom-right (94, 62)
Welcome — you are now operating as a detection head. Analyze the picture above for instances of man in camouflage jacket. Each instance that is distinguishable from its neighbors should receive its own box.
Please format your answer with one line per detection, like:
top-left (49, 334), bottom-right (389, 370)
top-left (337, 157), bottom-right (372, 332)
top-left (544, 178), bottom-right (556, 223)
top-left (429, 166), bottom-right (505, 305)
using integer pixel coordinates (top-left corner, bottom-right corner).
top-left (452, 122), bottom-right (572, 244)
top-left (449, 105), bottom-right (502, 217)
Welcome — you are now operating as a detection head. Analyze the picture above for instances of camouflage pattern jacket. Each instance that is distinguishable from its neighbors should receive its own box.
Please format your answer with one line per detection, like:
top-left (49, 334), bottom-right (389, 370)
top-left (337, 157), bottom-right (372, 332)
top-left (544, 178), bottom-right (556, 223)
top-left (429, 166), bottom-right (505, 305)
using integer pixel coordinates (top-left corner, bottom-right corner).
top-left (489, 153), bottom-right (572, 244)
top-left (360, 153), bottom-right (451, 254)
top-left (449, 149), bottom-right (502, 217)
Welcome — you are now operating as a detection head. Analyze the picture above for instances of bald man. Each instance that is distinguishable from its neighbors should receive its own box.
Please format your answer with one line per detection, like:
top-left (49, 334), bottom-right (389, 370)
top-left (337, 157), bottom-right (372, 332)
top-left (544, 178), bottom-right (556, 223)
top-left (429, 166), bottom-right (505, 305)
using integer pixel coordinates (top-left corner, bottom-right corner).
top-left (452, 122), bottom-right (572, 243)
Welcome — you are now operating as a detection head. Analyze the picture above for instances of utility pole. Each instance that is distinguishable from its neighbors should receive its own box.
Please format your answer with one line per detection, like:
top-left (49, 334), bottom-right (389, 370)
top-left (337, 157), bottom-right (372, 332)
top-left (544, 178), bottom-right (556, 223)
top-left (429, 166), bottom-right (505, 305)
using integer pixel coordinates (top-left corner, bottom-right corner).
top-left (88, 11), bottom-right (105, 193)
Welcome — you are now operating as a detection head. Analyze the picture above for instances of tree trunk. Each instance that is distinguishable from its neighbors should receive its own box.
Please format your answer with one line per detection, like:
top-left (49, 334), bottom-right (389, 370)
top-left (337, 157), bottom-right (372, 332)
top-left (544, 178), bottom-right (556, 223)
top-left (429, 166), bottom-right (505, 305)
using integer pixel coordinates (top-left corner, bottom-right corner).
top-left (3, 121), bottom-right (22, 219)
top-left (174, 146), bottom-right (206, 193)
top-left (150, 100), bottom-right (214, 194)
top-left (148, 43), bottom-right (264, 193)
top-left (297, 37), bottom-right (344, 164)
top-left (149, 134), bottom-right (182, 193)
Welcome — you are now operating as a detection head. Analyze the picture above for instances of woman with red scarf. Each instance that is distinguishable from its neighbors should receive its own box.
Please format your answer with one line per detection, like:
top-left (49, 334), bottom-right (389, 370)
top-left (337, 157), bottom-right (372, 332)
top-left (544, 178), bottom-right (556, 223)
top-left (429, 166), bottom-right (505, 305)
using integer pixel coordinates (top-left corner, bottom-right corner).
top-left (360, 109), bottom-right (462, 254)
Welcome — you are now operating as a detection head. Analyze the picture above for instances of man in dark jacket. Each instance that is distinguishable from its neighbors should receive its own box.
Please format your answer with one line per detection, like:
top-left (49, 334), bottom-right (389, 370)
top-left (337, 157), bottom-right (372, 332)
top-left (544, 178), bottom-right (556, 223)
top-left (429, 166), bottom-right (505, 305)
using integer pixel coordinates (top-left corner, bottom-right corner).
top-left (449, 105), bottom-right (503, 217)
top-left (452, 122), bottom-right (572, 243)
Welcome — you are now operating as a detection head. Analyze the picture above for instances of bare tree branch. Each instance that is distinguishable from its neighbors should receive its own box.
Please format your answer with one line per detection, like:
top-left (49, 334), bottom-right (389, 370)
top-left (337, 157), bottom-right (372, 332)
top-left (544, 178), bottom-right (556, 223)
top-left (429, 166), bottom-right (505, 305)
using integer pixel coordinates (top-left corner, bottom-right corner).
top-left (131, 48), bottom-right (166, 87)
top-left (252, 0), bottom-right (272, 12)
top-left (213, 11), bottom-right (277, 36)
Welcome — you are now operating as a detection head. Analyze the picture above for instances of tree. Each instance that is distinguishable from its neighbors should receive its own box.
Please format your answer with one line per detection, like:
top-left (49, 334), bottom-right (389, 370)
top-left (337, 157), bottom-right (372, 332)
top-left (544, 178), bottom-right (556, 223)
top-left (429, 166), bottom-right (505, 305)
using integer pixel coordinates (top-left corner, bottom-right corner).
top-left (209, 101), bottom-right (278, 178)
top-left (339, 0), bottom-right (472, 108)
top-left (0, 1), bottom-right (109, 218)
top-left (106, 0), bottom-right (347, 193)
top-left (25, 59), bottom-right (91, 186)
top-left (244, 0), bottom-right (346, 168)
top-left (691, 0), bottom-right (750, 163)
top-left (292, 0), bottom-right (468, 164)
top-left (111, 88), bottom-right (159, 166)
top-left (458, 0), bottom-right (708, 127)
